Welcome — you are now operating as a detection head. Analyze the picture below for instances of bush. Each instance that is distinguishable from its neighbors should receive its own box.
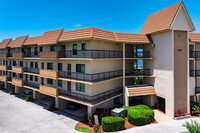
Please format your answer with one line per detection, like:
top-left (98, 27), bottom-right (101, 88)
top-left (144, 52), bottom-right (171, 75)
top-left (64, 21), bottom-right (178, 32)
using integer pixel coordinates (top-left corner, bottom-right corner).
top-left (102, 116), bottom-right (125, 132)
top-left (127, 109), bottom-right (154, 126)
top-left (82, 113), bottom-right (88, 123)
top-left (93, 125), bottom-right (100, 132)
top-left (123, 105), bottom-right (151, 111)
top-left (75, 127), bottom-right (90, 133)
top-left (47, 102), bottom-right (55, 111)
top-left (25, 95), bottom-right (31, 101)
top-left (9, 90), bottom-right (14, 95)
top-left (183, 120), bottom-right (200, 133)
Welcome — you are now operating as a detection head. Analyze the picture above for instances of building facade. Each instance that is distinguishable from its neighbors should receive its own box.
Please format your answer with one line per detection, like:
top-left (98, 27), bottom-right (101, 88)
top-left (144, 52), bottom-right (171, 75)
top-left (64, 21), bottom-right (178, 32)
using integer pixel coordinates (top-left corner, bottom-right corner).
top-left (0, 1), bottom-right (199, 118)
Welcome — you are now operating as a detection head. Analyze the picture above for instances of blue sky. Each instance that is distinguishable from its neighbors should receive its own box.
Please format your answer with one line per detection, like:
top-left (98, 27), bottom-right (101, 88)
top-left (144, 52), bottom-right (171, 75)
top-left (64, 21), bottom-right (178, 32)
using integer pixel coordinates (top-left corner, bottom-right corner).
top-left (0, 0), bottom-right (200, 41)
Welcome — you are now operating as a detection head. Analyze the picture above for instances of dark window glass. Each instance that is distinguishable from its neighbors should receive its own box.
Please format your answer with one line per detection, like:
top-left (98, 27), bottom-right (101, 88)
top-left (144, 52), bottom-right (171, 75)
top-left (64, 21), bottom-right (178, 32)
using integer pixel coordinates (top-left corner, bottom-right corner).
top-left (58, 80), bottom-right (62, 87)
top-left (47, 78), bottom-right (53, 85)
top-left (47, 63), bottom-right (53, 70)
top-left (20, 61), bottom-right (23, 67)
top-left (35, 62), bottom-right (38, 69)
top-left (58, 63), bottom-right (62, 71)
top-left (30, 62), bottom-right (33, 68)
top-left (40, 47), bottom-right (43, 52)
top-left (76, 83), bottom-right (85, 92)
top-left (13, 61), bottom-right (16, 66)
top-left (42, 62), bottom-right (44, 69)
top-left (20, 74), bottom-right (23, 79)
top-left (50, 46), bottom-right (57, 51)
top-left (73, 44), bottom-right (77, 55)
top-left (82, 43), bottom-right (86, 50)
top-left (30, 75), bottom-right (33, 81)
top-left (13, 73), bottom-right (16, 77)
top-left (35, 76), bottom-right (38, 82)
top-left (76, 64), bottom-right (85, 73)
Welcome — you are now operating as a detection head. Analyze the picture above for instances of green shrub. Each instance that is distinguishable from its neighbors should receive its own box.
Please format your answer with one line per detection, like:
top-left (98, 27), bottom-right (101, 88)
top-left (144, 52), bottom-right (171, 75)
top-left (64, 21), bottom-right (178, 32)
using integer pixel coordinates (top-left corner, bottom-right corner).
top-left (25, 95), bottom-right (31, 101)
top-left (75, 127), bottom-right (90, 133)
top-left (127, 109), bottom-right (154, 126)
top-left (93, 125), bottom-right (100, 132)
top-left (102, 117), bottom-right (125, 132)
top-left (9, 90), bottom-right (14, 95)
top-left (47, 102), bottom-right (55, 111)
top-left (122, 105), bottom-right (151, 111)
top-left (82, 114), bottom-right (88, 123)
top-left (183, 120), bottom-right (200, 133)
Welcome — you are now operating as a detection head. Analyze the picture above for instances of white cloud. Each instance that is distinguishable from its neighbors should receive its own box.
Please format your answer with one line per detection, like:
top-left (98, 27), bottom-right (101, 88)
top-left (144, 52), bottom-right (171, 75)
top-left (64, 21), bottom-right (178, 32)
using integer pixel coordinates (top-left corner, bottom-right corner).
top-left (73, 24), bottom-right (82, 27)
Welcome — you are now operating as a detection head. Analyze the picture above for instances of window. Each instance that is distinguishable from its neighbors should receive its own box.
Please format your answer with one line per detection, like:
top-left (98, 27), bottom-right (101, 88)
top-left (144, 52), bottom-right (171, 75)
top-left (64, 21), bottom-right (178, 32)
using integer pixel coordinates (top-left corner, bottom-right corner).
top-left (3, 71), bottom-right (5, 75)
top-left (30, 75), bottom-right (33, 81)
top-left (76, 83), bottom-right (85, 92)
top-left (34, 47), bottom-right (38, 56)
top-left (47, 78), bottom-right (53, 85)
top-left (6, 61), bottom-right (8, 65)
top-left (20, 74), bottom-right (23, 79)
top-left (42, 62), bottom-right (44, 69)
top-left (3, 60), bottom-right (5, 65)
top-left (50, 46), bottom-right (57, 51)
top-left (82, 43), bottom-right (86, 50)
top-left (58, 80), bottom-right (62, 87)
top-left (30, 62), bottom-right (33, 68)
top-left (47, 63), bottom-right (53, 70)
top-left (13, 73), bottom-right (16, 77)
top-left (73, 44), bottom-right (77, 55)
top-left (35, 62), bottom-right (38, 69)
top-left (20, 61), bottom-right (23, 67)
top-left (13, 61), bottom-right (16, 66)
top-left (40, 47), bottom-right (43, 52)
top-left (35, 76), bottom-right (38, 82)
top-left (76, 64), bottom-right (85, 73)
top-left (58, 63), bottom-right (62, 71)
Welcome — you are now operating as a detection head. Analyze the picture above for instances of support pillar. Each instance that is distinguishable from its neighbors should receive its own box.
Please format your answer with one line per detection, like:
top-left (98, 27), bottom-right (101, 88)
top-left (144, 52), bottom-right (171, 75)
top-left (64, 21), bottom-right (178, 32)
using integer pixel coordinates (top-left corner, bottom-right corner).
top-left (55, 97), bottom-right (59, 109)
top-left (88, 106), bottom-right (92, 117)
top-left (15, 86), bottom-right (19, 94)
top-left (123, 42), bottom-right (126, 105)
top-left (33, 91), bottom-right (37, 100)
top-left (5, 83), bottom-right (7, 89)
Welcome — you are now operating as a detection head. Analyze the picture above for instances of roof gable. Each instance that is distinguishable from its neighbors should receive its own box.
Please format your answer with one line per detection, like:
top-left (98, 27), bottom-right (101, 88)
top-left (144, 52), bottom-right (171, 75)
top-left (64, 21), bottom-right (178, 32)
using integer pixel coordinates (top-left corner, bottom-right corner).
top-left (0, 38), bottom-right (12, 49)
top-left (38, 28), bottom-right (63, 45)
top-left (24, 36), bottom-right (41, 46)
top-left (140, 1), bottom-right (182, 34)
top-left (8, 35), bottom-right (28, 48)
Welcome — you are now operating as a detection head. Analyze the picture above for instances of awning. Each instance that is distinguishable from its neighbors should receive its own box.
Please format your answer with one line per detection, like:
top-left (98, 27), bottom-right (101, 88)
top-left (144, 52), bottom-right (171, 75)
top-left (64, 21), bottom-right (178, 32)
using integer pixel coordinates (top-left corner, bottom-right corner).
top-left (127, 86), bottom-right (156, 97)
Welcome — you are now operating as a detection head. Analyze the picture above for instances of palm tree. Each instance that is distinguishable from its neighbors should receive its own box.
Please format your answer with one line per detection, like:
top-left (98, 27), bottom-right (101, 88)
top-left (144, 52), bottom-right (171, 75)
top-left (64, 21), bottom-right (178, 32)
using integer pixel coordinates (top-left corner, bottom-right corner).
top-left (183, 120), bottom-right (200, 133)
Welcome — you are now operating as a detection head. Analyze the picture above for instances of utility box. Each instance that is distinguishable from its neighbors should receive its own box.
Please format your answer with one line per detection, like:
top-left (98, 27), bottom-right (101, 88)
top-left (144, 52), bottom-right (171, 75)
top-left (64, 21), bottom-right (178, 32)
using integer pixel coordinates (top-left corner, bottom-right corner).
top-left (111, 108), bottom-right (126, 118)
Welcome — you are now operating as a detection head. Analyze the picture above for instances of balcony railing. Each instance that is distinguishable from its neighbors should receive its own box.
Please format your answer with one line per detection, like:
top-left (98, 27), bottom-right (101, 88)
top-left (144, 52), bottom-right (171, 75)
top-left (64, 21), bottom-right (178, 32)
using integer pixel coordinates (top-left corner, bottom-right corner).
top-left (190, 70), bottom-right (200, 77)
top-left (59, 87), bottom-right (123, 105)
top-left (125, 69), bottom-right (151, 76)
top-left (24, 68), bottom-right (39, 74)
top-left (59, 70), bottom-right (123, 82)
top-left (8, 66), bottom-right (12, 70)
top-left (126, 51), bottom-right (151, 58)
top-left (190, 51), bottom-right (195, 58)
top-left (8, 53), bottom-right (12, 57)
top-left (59, 50), bottom-right (123, 58)
top-left (8, 77), bottom-right (12, 82)
top-left (24, 81), bottom-right (39, 89)
top-left (24, 52), bottom-right (40, 58)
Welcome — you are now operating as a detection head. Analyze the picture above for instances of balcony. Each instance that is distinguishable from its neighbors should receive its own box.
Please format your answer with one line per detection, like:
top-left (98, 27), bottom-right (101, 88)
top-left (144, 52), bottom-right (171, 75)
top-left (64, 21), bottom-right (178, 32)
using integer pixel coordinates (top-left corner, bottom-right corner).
top-left (0, 53), bottom-right (8, 58)
top-left (59, 70), bottom-right (123, 82)
top-left (8, 66), bottom-right (12, 70)
top-left (59, 87), bottom-right (122, 105)
top-left (24, 81), bottom-right (39, 89)
top-left (24, 68), bottom-right (39, 74)
top-left (39, 85), bottom-right (58, 97)
top-left (125, 51), bottom-right (152, 58)
top-left (40, 51), bottom-right (59, 58)
top-left (0, 76), bottom-right (8, 82)
top-left (59, 50), bottom-right (123, 59)
top-left (12, 66), bottom-right (24, 73)
top-left (24, 52), bottom-right (40, 58)
top-left (12, 53), bottom-right (24, 58)
top-left (0, 65), bottom-right (8, 71)
top-left (190, 51), bottom-right (195, 58)
top-left (12, 78), bottom-right (24, 87)
top-left (40, 69), bottom-right (58, 79)
top-left (196, 87), bottom-right (200, 94)
top-left (190, 70), bottom-right (200, 77)
top-left (125, 69), bottom-right (151, 77)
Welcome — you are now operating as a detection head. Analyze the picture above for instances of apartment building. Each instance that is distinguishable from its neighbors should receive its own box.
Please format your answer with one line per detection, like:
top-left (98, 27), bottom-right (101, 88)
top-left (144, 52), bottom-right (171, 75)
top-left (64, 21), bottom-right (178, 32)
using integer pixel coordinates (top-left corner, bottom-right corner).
top-left (0, 1), bottom-right (198, 118)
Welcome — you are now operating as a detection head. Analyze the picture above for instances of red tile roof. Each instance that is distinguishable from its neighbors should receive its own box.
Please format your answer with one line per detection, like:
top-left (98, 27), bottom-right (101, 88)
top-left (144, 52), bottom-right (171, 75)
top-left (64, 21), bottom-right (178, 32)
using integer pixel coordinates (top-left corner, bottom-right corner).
top-left (0, 38), bottom-right (12, 49)
top-left (24, 36), bottom-right (41, 46)
top-left (189, 33), bottom-right (200, 43)
top-left (140, 1), bottom-right (182, 34)
top-left (38, 28), bottom-right (63, 45)
top-left (8, 35), bottom-right (28, 48)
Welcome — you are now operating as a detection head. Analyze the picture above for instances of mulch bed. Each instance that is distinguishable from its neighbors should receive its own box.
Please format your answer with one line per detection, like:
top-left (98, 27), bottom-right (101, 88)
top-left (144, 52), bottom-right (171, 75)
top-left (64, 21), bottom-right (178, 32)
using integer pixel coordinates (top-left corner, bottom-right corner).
top-left (75, 118), bottom-right (158, 132)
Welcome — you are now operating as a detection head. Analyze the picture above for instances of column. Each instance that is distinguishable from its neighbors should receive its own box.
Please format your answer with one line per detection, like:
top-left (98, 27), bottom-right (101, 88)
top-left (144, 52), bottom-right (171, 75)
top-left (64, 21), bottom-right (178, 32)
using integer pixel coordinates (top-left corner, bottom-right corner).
top-left (15, 86), bottom-right (19, 94)
top-left (55, 97), bottom-right (59, 109)
top-left (88, 106), bottom-right (92, 117)
top-left (123, 42), bottom-right (126, 105)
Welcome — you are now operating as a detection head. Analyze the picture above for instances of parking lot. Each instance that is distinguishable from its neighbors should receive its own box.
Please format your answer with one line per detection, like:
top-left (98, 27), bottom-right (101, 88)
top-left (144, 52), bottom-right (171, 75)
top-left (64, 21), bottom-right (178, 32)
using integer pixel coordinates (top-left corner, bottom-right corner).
top-left (0, 90), bottom-right (80, 133)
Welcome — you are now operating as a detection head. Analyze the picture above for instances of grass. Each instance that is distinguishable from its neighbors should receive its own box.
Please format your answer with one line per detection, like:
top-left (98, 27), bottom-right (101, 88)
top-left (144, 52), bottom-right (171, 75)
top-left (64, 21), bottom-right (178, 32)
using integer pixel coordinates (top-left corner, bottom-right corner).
top-left (75, 127), bottom-right (90, 133)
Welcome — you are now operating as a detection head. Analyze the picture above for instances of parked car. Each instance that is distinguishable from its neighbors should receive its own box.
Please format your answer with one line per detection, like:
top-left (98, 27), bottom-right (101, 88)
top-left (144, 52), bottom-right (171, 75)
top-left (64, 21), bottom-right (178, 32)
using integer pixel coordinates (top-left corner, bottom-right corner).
top-left (67, 102), bottom-right (83, 110)
top-left (24, 89), bottom-right (33, 95)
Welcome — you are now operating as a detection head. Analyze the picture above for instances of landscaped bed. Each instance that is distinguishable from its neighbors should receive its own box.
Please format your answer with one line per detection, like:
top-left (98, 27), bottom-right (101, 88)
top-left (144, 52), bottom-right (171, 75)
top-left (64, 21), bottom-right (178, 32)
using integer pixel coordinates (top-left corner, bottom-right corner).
top-left (75, 105), bottom-right (157, 132)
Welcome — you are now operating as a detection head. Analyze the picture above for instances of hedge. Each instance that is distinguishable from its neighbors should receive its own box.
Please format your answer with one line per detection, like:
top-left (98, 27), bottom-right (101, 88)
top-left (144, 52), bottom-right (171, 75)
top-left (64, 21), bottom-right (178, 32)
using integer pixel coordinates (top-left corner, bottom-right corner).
top-left (127, 109), bottom-right (155, 126)
top-left (123, 105), bottom-right (152, 111)
top-left (102, 116), bottom-right (125, 132)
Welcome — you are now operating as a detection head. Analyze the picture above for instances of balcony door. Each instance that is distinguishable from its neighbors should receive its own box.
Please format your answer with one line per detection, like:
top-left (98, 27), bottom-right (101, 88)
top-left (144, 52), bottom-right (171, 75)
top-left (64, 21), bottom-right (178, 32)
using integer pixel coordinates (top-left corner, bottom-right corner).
top-left (34, 47), bottom-right (38, 56)
top-left (60, 45), bottom-right (65, 58)
top-left (73, 44), bottom-right (77, 55)
top-left (67, 64), bottom-right (71, 75)
top-left (67, 81), bottom-right (71, 92)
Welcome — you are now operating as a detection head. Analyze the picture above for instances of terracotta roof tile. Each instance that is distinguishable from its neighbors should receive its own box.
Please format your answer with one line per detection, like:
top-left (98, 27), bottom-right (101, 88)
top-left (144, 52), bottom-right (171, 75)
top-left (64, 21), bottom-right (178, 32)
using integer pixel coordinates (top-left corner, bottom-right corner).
top-left (59, 27), bottom-right (92, 42)
top-left (8, 35), bottom-right (28, 48)
top-left (140, 1), bottom-right (182, 34)
top-left (92, 27), bottom-right (117, 41)
top-left (0, 38), bottom-right (12, 49)
top-left (189, 33), bottom-right (200, 43)
top-left (128, 86), bottom-right (156, 97)
top-left (115, 33), bottom-right (151, 44)
top-left (38, 28), bottom-right (63, 45)
top-left (24, 36), bottom-right (41, 46)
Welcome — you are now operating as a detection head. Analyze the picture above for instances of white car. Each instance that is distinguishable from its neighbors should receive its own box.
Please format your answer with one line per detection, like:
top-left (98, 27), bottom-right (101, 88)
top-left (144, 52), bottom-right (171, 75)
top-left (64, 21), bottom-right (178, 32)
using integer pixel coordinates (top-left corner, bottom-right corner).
top-left (24, 89), bottom-right (33, 95)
